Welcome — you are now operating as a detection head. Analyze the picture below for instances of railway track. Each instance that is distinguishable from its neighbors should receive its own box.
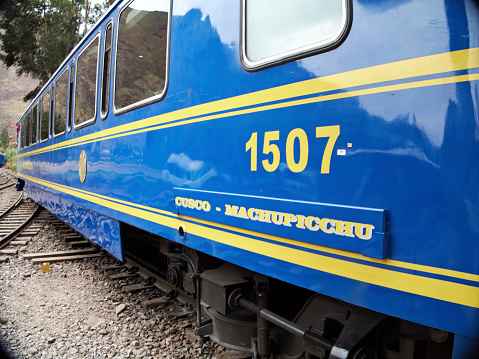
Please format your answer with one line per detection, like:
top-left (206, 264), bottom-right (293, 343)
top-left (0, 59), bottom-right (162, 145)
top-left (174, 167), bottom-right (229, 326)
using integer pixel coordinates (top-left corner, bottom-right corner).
top-left (0, 170), bottom-right (16, 191)
top-left (0, 171), bottom-right (40, 254)
top-left (0, 201), bottom-right (39, 250)
top-left (0, 173), bottom-right (195, 310)
top-left (24, 210), bottom-right (196, 309)
top-left (0, 208), bottom-right (233, 358)
top-left (0, 177), bottom-right (240, 358)
top-left (0, 175), bottom-right (189, 302)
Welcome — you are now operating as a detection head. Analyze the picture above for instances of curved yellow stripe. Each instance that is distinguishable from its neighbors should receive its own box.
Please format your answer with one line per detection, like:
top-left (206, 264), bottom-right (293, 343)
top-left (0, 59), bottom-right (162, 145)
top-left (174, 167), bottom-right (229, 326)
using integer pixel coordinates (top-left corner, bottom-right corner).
top-left (20, 174), bottom-right (479, 308)
top-left (19, 72), bottom-right (479, 157)
top-left (19, 48), bottom-right (479, 158)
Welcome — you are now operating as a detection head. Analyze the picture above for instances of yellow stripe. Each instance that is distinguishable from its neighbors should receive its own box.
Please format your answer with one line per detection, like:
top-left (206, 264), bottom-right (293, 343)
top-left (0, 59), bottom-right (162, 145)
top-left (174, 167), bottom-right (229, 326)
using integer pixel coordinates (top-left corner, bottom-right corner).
top-left (19, 48), bottom-right (479, 158)
top-left (21, 174), bottom-right (479, 308)
top-left (20, 175), bottom-right (479, 283)
top-left (180, 212), bottom-right (479, 284)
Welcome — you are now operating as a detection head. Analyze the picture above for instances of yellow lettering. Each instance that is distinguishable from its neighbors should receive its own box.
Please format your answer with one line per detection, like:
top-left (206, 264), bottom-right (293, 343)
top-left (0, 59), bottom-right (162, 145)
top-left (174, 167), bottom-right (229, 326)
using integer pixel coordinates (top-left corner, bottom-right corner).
top-left (296, 215), bottom-right (306, 229)
top-left (247, 208), bottom-right (259, 221)
top-left (202, 201), bottom-right (211, 212)
top-left (319, 218), bottom-right (334, 234)
top-left (237, 207), bottom-right (249, 219)
top-left (258, 210), bottom-right (272, 223)
top-left (305, 216), bottom-right (320, 231)
top-left (283, 213), bottom-right (297, 227)
top-left (286, 128), bottom-right (309, 173)
top-left (334, 220), bottom-right (354, 236)
top-left (343, 221), bottom-right (355, 237)
top-left (223, 203), bottom-right (375, 242)
top-left (175, 197), bottom-right (182, 206)
top-left (225, 205), bottom-right (239, 217)
top-left (188, 199), bottom-right (195, 209)
top-left (271, 212), bottom-right (284, 225)
top-left (355, 224), bottom-right (375, 240)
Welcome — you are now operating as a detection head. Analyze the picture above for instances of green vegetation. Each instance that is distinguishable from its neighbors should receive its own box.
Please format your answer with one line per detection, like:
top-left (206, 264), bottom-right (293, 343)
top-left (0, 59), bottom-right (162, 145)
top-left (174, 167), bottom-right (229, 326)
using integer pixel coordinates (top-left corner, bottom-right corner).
top-left (0, 0), bottom-right (114, 101)
top-left (2, 147), bottom-right (17, 171)
top-left (0, 127), bottom-right (8, 150)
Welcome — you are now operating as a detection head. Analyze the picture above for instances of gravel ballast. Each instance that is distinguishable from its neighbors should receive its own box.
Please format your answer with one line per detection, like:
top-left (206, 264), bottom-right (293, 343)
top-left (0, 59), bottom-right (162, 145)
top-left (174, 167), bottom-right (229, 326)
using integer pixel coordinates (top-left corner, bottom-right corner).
top-left (0, 206), bottom-right (245, 359)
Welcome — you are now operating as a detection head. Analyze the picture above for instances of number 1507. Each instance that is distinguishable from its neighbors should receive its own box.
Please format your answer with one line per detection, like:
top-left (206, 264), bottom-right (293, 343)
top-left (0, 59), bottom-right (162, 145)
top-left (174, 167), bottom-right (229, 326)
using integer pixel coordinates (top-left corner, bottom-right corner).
top-left (245, 125), bottom-right (340, 174)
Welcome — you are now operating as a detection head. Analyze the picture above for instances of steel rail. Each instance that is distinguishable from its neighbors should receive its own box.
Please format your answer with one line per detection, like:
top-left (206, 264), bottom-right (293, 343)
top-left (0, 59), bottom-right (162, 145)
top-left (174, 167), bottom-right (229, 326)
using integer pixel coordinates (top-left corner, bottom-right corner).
top-left (0, 169), bottom-right (16, 190)
top-left (0, 189), bottom-right (24, 222)
top-left (0, 176), bottom-right (10, 186)
top-left (0, 182), bottom-right (15, 191)
top-left (0, 202), bottom-right (40, 250)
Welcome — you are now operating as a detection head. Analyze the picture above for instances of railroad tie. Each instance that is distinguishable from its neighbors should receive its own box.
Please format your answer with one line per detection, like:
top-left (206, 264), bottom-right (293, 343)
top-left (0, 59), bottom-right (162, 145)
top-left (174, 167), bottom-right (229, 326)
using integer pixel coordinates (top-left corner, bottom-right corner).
top-left (0, 249), bottom-right (18, 255)
top-left (22, 248), bottom-right (100, 259)
top-left (63, 234), bottom-right (83, 242)
top-left (69, 240), bottom-right (91, 248)
top-left (122, 283), bottom-right (154, 293)
top-left (101, 264), bottom-right (123, 271)
top-left (108, 272), bottom-right (137, 280)
top-left (9, 240), bottom-right (28, 246)
top-left (30, 253), bottom-right (104, 264)
top-left (140, 298), bottom-right (168, 310)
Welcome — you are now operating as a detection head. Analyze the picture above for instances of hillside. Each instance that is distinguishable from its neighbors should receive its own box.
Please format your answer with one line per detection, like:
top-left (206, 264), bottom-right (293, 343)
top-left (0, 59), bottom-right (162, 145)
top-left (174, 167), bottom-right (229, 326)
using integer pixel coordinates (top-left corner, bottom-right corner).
top-left (0, 34), bottom-right (39, 145)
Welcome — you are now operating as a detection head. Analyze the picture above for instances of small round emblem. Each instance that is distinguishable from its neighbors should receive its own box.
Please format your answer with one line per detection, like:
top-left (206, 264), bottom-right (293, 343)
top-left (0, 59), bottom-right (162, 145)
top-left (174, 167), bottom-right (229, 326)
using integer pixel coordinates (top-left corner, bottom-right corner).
top-left (79, 150), bottom-right (87, 183)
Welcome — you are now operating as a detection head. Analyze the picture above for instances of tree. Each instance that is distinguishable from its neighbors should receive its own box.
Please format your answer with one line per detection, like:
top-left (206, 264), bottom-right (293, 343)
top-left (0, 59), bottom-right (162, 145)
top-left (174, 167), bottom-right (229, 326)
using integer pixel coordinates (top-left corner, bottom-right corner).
top-left (0, 126), bottom-right (9, 149)
top-left (0, 0), bottom-right (84, 101)
top-left (88, 0), bottom-right (115, 27)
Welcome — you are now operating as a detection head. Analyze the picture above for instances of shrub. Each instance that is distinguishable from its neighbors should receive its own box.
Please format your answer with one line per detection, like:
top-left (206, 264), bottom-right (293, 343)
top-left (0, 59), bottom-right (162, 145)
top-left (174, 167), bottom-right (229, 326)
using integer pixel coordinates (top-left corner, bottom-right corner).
top-left (2, 147), bottom-right (17, 171)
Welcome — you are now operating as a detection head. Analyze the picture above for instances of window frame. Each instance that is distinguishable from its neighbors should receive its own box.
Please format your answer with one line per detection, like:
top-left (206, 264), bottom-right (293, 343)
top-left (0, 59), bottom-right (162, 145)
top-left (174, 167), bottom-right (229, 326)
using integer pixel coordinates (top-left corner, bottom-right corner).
top-left (53, 66), bottom-right (69, 138)
top-left (101, 20), bottom-right (114, 120)
top-left (20, 115), bottom-right (26, 150)
top-left (31, 102), bottom-right (39, 146)
top-left (68, 60), bottom-right (75, 133)
top-left (73, 32), bottom-right (101, 130)
top-left (24, 109), bottom-right (31, 148)
top-left (112, 0), bottom-right (172, 115)
top-left (240, 0), bottom-right (352, 71)
top-left (23, 114), bottom-right (28, 149)
top-left (40, 87), bottom-right (51, 143)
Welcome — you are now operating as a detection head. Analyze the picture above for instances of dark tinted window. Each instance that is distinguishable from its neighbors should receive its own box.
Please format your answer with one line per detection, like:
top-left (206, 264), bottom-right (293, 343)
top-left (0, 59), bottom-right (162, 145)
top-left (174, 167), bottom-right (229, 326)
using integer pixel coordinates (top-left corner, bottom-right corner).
top-left (54, 68), bottom-right (68, 136)
top-left (31, 104), bottom-right (38, 145)
top-left (101, 22), bottom-right (113, 118)
top-left (115, 0), bottom-right (169, 111)
top-left (40, 90), bottom-right (50, 141)
top-left (25, 110), bottom-right (31, 147)
top-left (21, 117), bottom-right (25, 149)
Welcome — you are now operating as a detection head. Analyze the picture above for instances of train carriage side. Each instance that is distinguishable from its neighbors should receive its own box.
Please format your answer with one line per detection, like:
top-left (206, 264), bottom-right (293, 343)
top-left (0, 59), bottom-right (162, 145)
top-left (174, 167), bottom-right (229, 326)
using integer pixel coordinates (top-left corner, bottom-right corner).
top-left (16, 0), bottom-right (479, 358)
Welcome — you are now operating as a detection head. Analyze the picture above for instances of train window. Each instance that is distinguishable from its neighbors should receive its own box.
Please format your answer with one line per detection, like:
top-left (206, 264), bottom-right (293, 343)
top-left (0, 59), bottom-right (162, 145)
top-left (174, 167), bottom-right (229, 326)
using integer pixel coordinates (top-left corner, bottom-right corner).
top-left (54, 68), bottom-right (68, 137)
top-left (114, 0), bottom-right (170, 113)
top-left (20, 116), bottom-right (25, 149)
top-left (241, 0), bottom-right (349, 70)
top-left (74, 35), bottom-right (100, 128)
top-left (101, 22), bottom-right (113, 119)
top-left (68, 61), bottom-right (75, 132)
top-left (40, 89), bottom-right (50, 142)
top-left (21, 117), bottom-right (25, 149)
top-left (31, 103), bottom-right (38, 145)
top-left (25, 110), bottom-right (31, 147)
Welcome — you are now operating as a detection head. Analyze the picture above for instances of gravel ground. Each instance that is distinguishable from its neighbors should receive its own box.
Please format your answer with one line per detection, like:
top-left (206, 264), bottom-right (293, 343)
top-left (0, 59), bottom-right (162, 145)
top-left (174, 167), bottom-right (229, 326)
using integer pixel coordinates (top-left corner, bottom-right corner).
top-left (0, 198), bottom-right (246, 358)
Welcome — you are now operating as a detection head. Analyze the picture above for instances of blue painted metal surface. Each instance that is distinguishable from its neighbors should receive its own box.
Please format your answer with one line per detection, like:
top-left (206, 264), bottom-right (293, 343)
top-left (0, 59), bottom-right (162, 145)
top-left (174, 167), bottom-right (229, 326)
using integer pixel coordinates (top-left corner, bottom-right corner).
top-left (27, 183), bottom-right (123, 260)
top-left (15, 0), bottom-right (479, 355)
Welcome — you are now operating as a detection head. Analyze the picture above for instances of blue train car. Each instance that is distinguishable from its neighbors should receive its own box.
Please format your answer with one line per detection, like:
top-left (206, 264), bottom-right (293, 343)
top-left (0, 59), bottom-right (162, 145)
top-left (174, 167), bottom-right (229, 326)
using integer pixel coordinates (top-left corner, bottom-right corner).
top-left (16, 0), bottom-right (479, 358)
top-left (0, 153), bottom-right (4, 167)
